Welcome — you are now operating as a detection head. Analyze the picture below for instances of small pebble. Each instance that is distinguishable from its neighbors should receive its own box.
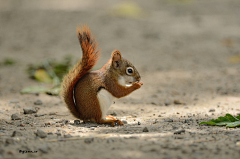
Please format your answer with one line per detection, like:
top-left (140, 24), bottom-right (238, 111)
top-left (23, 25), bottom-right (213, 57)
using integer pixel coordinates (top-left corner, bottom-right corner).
top-left (175, 136), bottom-right (184, 139)
top-left (55, 132), bottom-right (61, 136)
top-left (174, 99), bottom-right (183, 105)
top-left (209, 108), bottom-right (215, 112)
top-left (151, 101), bottom-right (158, 105)
top-left (187, 113), bottom-right (192, 117)
top-left (47, 132), bottom-right (53, 135)
top-left (9, 100), bottom-right (19, 104)
top-left (11, 113), bottom-right (21, 120)
top-left (164, 119), bottom-right (173, 122)
top-left (138, 121), bottom-right (141, 125)
top-left (110, 111), bottom-right (117, 116)
top-left (107, 138), bottom-right (114, 143)
top-left (74, 120), bottom-right (81, 125)
top-left (193, 97), bottom-right (198, 101)
top-left (35, 114), bottom-right (45, 117)
top-left (84, 138), bottom-right (94, 144)
top-left (34, 99), bottom-right (43, 105)
top-left (62, 119), bottom-right (69, 125)
top-left (122, 120), bottom-right (128, 124)
top-left (172, 126), bottom-right (178, 130)
top-left (23, 107), bottom-right (37, 114)
top-left (158, 115), bottom-right (162, 117)
top-left (64, 134), bottom-right (72, 138)
top-left (143, 127), bottom-right (149, 132)
top-left (11, 131), bottom-right (22, 137)
top-left (174, 129), bottom-right (185, 134)
top-left (49, 112), bottom-right (56, 115)
top-left (5, 138), bottom-right (14, 144)
top-left (164, 99), bottom-right (171, 106)
top-left (39, 144), bottom-right (50, 153)
top-left (36, 129), bottom-right (47, 138)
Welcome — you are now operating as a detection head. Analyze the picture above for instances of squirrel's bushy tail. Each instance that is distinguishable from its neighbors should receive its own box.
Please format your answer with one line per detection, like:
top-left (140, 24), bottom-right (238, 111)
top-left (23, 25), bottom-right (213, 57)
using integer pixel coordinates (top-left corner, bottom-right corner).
top-left (61, 25), bottom-right (100, 119)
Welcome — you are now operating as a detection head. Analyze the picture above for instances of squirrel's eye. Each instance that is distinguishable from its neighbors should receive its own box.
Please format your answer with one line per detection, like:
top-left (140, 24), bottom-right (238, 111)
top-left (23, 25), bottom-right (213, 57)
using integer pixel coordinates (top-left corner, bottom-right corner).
top-left (126, 67), bottom-right (134, 75)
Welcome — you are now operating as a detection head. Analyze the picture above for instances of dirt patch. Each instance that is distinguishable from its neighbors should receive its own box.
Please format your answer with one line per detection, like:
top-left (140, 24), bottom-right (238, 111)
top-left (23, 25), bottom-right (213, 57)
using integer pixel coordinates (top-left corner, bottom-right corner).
top-left (0, 0), bottom-right (240, 159)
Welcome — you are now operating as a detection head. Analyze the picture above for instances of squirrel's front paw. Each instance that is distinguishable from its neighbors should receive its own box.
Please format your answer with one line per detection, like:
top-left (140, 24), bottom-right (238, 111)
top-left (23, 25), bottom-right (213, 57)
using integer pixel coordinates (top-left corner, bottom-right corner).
top-left (117, 120), bottom-right (124, 126)
top-left (134, 82), bottom-right (143, 89)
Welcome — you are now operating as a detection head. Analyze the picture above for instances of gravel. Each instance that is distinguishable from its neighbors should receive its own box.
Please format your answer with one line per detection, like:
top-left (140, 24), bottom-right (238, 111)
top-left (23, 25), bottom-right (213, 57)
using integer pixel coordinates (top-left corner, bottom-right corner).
top-left (109, 111), bottom-right (117, 116)
top-left (164, 119), bottom-right (173, 122)
top-left (0, 1), bottom-right (240, 159)
top-left (9, 100), bottom-right (19, 104)
top-left (23, 107), bottom-right (37, 114)
top-left (122, 120), bottom-right (128, 124)
top-left (143, 127), bottom-right (149, 132)
top-left (34, 99), bottom-right (43, 105)
top-left (35, 114), bottom-right (45, 117)
top-left (5, 138), bottom-right (14, 145)
top-left (74, 120), bottom-right (80, 125)
top-left (39, 144), bottom-right (50, 153)
top-left (174, 129), bottom-right (185, 134)
top-left (174, 99), bottom-right (184, 105)
top-left (209, 108), bottom-right (216, 112)
top-left (164, 99), bottom-right (171, 106)
top-left (11, 131), bottom-right (22, 137)
top-left (36, 129), bottom-right (47, 138)
top-left (84, 138), bottom-right (94, 144)
top-left (55, 132), bottom-right (61, 136)
top-left (64, 134), bottom-right (72, 138)
top-left (11, 113), bottom-right (21, 120)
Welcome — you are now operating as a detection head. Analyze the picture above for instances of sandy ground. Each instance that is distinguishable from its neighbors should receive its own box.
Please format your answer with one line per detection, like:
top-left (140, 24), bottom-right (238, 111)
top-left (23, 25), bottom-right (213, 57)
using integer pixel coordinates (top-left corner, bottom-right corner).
top-left (0, 0), bottom-right (240, 158)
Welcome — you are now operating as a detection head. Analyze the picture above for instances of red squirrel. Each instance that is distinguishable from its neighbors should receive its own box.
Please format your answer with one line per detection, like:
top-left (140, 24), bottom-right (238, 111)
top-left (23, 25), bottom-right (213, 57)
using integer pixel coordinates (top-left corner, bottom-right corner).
top-left (61, 25), bottom-right (143, 126)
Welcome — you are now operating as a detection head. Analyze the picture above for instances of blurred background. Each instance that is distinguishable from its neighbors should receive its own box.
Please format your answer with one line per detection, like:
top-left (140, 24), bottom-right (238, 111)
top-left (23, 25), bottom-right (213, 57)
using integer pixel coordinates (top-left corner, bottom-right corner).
top-left (0, 0), bottom-right (240, 105)
top-left (1, 1), bottom-right (240, 158)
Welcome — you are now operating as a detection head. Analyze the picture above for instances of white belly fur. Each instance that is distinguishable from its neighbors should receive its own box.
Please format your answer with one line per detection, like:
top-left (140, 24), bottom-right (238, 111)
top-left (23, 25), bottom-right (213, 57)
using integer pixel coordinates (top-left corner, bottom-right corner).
top-left (97, 89), bottom-right (114, 119)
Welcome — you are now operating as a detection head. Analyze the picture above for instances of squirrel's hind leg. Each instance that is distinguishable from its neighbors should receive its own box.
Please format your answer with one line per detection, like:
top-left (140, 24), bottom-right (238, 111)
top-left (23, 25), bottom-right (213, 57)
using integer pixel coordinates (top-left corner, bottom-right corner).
top-left (98, 117), bottom-right (124, 127)
top-left (106, 115), bottom-right (124, 126)
top-left (105, 115), bottom-right (117, 120)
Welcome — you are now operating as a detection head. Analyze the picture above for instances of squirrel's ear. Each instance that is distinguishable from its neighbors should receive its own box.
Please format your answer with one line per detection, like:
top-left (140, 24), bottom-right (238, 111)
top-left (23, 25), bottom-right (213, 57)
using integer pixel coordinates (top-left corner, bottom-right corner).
top-left (111, 50), bottom-right (122, 68)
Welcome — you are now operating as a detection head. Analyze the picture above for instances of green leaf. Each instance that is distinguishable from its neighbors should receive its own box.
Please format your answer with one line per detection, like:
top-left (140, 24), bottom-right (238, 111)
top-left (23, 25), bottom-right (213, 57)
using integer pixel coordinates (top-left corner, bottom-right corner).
top-left (21, 85), bottom-right (61, 96)
top-left (199, 114), bottom-right (240, 128)
top-left (199, 121), bottom-right (216, 126)
top-left (34, 69), bottom-right (53, 84)
top-left (226, 121), bottom-right (240, 128)
top-left (3, 58), bottom-right (16, 65)
top-left (236, 114), bottom-right (240, 120)
top-left (26, 56), bottom-right (73, 85)
top-left (225, 113), bottom-right (239, 122)
top-left (20, 86), bottom-right (49, 94)
top-left (46, 86), bottom-right (61, 96)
